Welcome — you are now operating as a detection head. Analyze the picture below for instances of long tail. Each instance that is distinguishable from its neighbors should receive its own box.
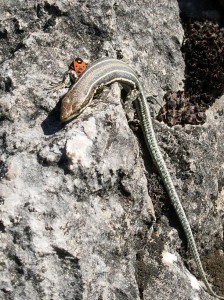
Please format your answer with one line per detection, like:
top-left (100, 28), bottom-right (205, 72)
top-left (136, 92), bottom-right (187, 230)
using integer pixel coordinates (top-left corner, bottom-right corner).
top-left (136, 92), bottom-right (224, 299)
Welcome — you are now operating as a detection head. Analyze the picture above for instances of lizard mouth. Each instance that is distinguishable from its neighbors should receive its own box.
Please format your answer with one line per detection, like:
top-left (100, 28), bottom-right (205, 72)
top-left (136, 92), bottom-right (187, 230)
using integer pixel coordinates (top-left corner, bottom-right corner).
top-left (60, 111), bottom-right (82, 122)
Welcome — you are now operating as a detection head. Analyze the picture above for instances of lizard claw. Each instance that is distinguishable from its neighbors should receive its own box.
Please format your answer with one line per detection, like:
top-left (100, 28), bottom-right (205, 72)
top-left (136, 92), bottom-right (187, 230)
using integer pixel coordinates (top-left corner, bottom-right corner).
top-left (46, 81), bottom-right (67, 91)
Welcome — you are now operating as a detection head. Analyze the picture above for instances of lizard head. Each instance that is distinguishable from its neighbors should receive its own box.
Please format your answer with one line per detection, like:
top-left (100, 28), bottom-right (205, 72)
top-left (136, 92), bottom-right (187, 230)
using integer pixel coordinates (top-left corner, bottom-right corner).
top-left (60, 88), bottom-right (91, 122)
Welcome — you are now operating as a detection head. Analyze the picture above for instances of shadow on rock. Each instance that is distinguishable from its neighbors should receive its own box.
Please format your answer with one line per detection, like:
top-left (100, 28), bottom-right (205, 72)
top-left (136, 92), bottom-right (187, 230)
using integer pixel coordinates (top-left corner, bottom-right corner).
top-left (41, 98), bottom-right (65, 135)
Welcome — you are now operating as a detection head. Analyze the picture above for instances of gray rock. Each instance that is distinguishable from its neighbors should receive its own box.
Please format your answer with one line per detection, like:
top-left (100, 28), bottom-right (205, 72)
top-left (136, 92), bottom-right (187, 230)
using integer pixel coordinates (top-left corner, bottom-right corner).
top-left (0, 1), bottom-right (223, 300)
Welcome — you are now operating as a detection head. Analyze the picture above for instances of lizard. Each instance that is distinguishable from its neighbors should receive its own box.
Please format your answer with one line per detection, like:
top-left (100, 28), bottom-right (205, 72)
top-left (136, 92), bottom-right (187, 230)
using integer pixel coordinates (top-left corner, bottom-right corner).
top-left (49, 57), bottom-right (224, 299)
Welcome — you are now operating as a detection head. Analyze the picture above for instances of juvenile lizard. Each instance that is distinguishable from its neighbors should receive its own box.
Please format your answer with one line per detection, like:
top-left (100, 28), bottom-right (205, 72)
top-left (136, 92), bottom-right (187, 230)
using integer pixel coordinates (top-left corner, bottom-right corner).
top-left (52, 57), bottom-right (224, 299)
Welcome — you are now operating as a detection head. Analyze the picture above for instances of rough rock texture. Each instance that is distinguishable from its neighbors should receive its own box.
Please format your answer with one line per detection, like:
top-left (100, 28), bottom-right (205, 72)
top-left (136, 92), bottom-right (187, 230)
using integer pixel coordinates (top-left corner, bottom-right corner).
top-left (0, 1), bottom-right (223, 300)
top-left (157, 20), bottom-right (224, 127)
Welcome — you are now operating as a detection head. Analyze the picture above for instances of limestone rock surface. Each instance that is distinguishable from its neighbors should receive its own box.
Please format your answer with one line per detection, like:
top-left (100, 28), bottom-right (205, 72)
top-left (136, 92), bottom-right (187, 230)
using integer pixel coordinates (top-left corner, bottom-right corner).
top-left (0, 1), bottom-right (223, 300)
